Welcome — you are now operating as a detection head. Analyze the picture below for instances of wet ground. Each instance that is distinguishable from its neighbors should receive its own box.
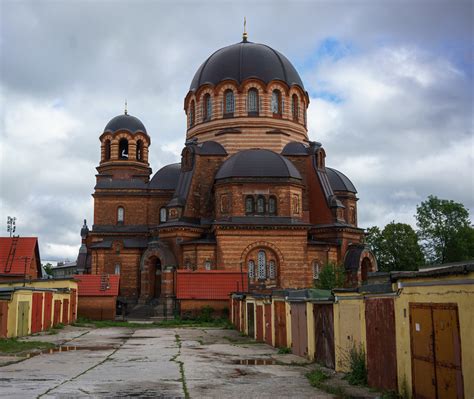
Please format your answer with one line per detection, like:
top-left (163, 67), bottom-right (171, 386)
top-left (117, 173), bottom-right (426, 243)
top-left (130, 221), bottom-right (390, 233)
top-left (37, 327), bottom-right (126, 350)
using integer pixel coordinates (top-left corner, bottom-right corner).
top-left (0, 326), bottom-right (333, 398)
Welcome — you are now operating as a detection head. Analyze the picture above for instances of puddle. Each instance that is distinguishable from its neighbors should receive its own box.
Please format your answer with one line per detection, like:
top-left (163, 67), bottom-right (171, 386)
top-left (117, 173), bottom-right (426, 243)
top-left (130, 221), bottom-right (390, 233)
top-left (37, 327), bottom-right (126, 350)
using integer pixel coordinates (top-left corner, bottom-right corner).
top-left (26, 346), bottom-right (116, 358)
top-left (114, 336), bottom-right (156, 340)
top-left (232, 358), bottom-right (277, 365)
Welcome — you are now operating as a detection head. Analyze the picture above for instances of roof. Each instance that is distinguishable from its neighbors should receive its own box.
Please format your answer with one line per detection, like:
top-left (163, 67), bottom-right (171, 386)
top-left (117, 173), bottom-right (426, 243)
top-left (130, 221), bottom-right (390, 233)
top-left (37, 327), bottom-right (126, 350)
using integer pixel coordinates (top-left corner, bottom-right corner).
top-left (281, 141), bottom-right (308, 156)
top-left (176, 270), bottom-right (248, 300)
top-left (149, 163), bottom-right (181, 190)
top-left (103, 113), bottom-right (147, 134)
top-left (0, 237), bottom-right (41, 276)
top-left (215, 149), bottom-right (302, 180)
top-left (189, 41), bottom-right (304, 92)
top-left (326, 167), bottom-right (357, 193)
top-left (195, 141), bottom-right (227, 155)
top-left (390, 261), bottom-right (474, 281)
top-left (74, 274), bottom-right (120, 296)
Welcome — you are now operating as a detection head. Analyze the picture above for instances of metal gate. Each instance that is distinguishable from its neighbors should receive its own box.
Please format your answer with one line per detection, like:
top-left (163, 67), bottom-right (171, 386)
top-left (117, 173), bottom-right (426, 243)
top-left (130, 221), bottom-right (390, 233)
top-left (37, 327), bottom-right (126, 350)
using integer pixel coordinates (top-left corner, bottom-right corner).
top-left (62, 299), bottom-right (69, 324)
top-left (70, 289), bottom-right (77, 322)
top-left (31, 293), bottom-right (43, 333)
top-left (274, 301), bottom-right (287, 348)
top-left (0, 302), bottom-right (8, 338)
top-left (291, 302), bottom-right (308, 357)
top-left (53, 300), bottom-right (61, 326)
top-left (264, 303), bottom-right (272, 346)
top-left (313, 303), bottom-right (335, 368)
top-left (247, 303), bottom-right (255, 338)
top-left (43, 292), bottom-right (52, 330)
top-left (17, 301), bottom-right (30, 337)
top-left (365, 298), bottom-right (397, 390)
top-left (255, 305), bottom-right (264, 342)
top-left (410, 303), bottom-right (464, 399)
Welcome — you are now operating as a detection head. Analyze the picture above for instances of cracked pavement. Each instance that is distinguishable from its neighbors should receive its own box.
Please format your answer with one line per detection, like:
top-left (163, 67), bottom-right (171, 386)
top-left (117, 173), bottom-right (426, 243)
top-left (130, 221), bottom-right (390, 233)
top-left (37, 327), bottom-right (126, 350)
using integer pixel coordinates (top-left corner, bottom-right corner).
top-left (0, 326), bottom-right (333, 398)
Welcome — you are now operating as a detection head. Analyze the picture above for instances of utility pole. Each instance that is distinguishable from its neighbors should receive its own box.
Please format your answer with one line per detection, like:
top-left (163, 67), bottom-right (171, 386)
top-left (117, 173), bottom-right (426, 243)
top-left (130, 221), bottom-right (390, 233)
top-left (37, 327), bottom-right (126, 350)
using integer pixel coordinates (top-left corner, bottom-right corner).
top-left (7, 216), bottom-right (16, 237)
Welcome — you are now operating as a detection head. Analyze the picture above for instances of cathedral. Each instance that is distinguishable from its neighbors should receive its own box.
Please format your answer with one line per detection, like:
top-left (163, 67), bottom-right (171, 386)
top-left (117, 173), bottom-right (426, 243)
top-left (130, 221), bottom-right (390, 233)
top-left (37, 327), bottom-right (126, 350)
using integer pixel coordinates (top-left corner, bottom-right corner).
top-left (77, 31), bottom-right (376, 316)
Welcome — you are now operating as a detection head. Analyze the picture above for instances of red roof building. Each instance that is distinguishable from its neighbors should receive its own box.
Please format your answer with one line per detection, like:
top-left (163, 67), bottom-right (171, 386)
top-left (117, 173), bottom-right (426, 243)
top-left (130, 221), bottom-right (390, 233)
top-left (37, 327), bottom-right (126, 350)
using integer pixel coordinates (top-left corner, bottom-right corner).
top-left (0, 237), bottom-right (42, 281)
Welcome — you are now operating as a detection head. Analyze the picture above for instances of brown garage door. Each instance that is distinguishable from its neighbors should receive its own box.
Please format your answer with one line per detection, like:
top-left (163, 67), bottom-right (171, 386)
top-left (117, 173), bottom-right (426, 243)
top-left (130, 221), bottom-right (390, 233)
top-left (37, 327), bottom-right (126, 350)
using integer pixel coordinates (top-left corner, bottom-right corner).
top-left (0, 302), bottom-right (8, 338)
top-left (313, 303), bottom-right (335, 369)
top-left (274, 301), bottom-right (287, 348)
top-left (31, 293), bottom-right (43, 333)
top-left (410, 303), bottom-right (464, 399)
top-left (291, 302), bottom-right (308, 357)
top-left (247, 303), bottom-right (255, 338)
top-left (255, 305), bottom-right (264, 342)
top-left (43, 292), bottom-right (53, 330)
top-left (365, 298), bottom-right (397, 390)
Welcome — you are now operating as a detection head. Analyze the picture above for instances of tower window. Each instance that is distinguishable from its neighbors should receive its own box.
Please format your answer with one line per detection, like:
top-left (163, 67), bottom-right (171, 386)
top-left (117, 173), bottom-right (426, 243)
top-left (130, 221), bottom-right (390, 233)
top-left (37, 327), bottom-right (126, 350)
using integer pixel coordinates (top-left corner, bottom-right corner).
top-left (117, 207), bottom-right (124, 223)
top-left (292, 94), bottom-right (299, 121)
top-left (257, 250), bottom-right (266, 280)
top-left (312, 261), bottom-right (320, 280)
top-left (204, 260), bottom-right (212, 270)
top-left (257, 196), bottom-right (266, 214)
top-left (271, 90), bottom-right (282, 116)
top-left (245, 196), bottom-right (255, 214)
top-left (247, 88), bottom-right (259, 115)
top-left (268, 196), bottom-right (277, 215)
top-left (160, 207), bottom-right (167, 223)
top-left (248, 260), bottom-right (255, 279)
top-left (115, 264), bottom-right (121, 275)
top-left (204, 94), bottom-right (212, 121)
top-left (189, 100), bottom-right (195, 127)
top-left (104, 139), bottom-right (111, 161)
top-left (224, 89), bottom-right (234, 116)
top-left (268, 260), bottom-right (276, 279)
top-left (119, 139), bottom-right (128, 159)
top-left (136, 140), bottom-right (143, 161)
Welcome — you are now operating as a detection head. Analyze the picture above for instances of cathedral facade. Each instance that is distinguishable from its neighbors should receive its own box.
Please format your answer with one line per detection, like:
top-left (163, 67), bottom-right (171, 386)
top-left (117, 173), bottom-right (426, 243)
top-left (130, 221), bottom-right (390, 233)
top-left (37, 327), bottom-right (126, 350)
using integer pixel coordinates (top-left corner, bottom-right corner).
top-left (78, 33), bottom-right (376, 315)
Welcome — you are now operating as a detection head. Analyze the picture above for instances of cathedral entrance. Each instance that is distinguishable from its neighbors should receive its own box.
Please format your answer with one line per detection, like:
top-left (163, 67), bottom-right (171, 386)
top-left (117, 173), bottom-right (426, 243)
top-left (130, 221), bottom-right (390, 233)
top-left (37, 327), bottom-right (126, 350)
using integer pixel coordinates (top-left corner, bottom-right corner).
top-left (145, 256), bottom-right (162, 300)
top-left (154, 258), bottom-right (162, 298)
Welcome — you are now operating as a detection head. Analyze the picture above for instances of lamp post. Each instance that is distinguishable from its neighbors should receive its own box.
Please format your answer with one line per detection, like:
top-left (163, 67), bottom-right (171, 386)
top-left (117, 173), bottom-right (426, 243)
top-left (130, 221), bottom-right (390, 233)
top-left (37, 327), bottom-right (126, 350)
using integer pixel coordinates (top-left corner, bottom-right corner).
top-left (7, 216), bottom-right (16, 237)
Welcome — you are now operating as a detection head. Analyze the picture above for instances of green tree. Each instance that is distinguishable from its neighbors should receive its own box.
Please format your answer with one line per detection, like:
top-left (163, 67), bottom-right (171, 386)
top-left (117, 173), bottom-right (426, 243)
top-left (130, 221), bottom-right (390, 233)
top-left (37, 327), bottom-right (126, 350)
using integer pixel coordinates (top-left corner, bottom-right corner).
top-left (365, 222), bottom-right (424, 272)
top-left (445, 226), bottom-right (474, 262)
top-left (43, 262), bottom-right (53, 277)
top-left (415, 195), bottom-right (471, 264)
top-left (316, 262), bottom-right (346, 290)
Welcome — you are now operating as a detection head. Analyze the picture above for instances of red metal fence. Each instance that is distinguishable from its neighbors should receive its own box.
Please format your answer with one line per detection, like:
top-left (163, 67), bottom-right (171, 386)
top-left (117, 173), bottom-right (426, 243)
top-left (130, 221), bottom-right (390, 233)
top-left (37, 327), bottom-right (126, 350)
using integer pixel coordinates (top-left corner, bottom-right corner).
top-left (176, 270), bottom-right (247, 300)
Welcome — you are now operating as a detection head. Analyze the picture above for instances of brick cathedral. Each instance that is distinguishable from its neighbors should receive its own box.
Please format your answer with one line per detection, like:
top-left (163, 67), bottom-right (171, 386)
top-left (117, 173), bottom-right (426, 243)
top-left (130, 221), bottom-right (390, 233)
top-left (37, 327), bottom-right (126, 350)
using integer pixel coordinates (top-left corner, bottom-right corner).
top-left (76, 32), bottom-right (376, 316)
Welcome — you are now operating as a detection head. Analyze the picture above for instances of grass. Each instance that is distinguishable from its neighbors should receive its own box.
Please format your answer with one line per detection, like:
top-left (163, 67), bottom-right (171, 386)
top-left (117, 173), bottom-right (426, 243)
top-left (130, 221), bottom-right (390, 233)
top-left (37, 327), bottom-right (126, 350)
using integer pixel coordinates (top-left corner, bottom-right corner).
top-left (0, 338), bottom-right (56, 354)
top-left (345, 344), bottom-right (368, 386)
top-left (73, 316), bottom-right (233, 329)
top-left (277, 346), bottom-right (292, 354)
top-left (306, 368), bottom-right (349, 398)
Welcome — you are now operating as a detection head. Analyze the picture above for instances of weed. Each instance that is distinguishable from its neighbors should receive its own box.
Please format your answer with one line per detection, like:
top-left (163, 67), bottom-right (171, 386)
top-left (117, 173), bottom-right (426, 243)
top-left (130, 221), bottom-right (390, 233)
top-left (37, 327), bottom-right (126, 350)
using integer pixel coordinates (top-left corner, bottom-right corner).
top-left (277, 346), bottom-right (292, 354)
top-left (345, 344), bottom-right (367, 386)
top-left (53, 323), bottom-right (65, 329)
top-left (0, 338), bottom-right (55, 354)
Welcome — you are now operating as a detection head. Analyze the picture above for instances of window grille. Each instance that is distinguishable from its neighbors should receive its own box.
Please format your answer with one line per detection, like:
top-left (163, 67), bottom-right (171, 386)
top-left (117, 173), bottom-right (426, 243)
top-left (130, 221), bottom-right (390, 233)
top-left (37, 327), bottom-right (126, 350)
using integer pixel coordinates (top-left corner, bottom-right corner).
top-left (271, 90), bottom-right (281, 114)
top-left (117, 207), bottom-right (124, 223)
top-left (205, 260), bottom-right (211, 270)
top-left (204, 94), bottom-right (212, 120)
top-left (257, 196), bottom-right (265, 213)
top-left (248, 89), bottom-right (258, 113)
top-left (313, 261), bottom-right (320, 280)
top-left (268, 196), bottom-right (277, 215)
top-left (258, 250), bottom-right (266, 279)
top-left (268, 260), bottom-right (276, 279)
top-left (224, 90), bottom-right (234, 114)
top-left (245, 196), bottom-right (254, 214)
top-left (160, 207), bottom-right (167, 223)
top-left (248, 260), bottom-right (255, 279)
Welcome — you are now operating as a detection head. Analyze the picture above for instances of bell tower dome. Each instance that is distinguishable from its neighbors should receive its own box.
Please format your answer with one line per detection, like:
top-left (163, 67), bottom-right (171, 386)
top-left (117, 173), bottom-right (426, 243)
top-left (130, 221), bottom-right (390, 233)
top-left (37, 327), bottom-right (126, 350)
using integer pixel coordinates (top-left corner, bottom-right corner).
top-left (97, 108), bottom-right (152, 181)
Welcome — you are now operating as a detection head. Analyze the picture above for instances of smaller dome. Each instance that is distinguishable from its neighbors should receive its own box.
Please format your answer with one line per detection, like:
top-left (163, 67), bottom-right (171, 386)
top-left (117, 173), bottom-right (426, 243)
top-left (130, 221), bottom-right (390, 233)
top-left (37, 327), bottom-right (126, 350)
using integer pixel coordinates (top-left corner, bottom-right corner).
top-left (215, 149), bottom-right (302, 180)
top-left (326, 167), bottom-right (357, 193)
top-left (149, 163), bottom-right (181, 190)
top-left (195, 141), bottom-right (227, 155)
top-left (281, 141), bottom-right (308, 156)
top-left (103, 113), bottom-right (147, 134)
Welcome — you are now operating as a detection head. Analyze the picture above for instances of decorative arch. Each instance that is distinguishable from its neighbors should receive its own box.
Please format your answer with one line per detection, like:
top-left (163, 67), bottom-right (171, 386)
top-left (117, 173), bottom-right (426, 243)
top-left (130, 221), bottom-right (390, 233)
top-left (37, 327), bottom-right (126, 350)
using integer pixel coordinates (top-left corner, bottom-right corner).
top-left (240, 241), bottom-right (284, 264)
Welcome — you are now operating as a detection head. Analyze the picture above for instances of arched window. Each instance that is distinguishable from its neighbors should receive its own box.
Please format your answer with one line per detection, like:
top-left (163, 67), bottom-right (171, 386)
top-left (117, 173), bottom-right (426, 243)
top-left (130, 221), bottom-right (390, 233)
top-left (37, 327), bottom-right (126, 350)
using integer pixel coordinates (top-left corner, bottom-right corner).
top-left (245, 196), bottom-right (255, 214)
top-left (104, 139), bottom-right (111, 161)
top-left (119, 139), bottom-right (128, 159)
top-left (304, 108), bottom-right (307, 127)
top-left (185, 259), bottom-right (191, 270)
top-left (257, 250), bottom-right (266, 279)
top-left (189, 100), bottom-right (195, 127)
top-left (271, 89), bottom-right (282, 116)
top-left (248, 260), bottom-right (255, 279)
top-left (257, 196), bottom-right (266, 214)
top-left (292, 94), bottom-right (299, 121)
top-left (204, 260), bottom-right (212, 270)
top-left (268, 196), bottom-right (277, 215)
top-left (268, 260), bottom-right (276, 279)
top-left (312, 261), bottom-right (320, 280)
top-left (203, 93), bottom-right (212, 121)
top-left (114, 264), bottom-right (121, 275)
top-left (224, 89), bottom-right (234, 116)
top-left (117, 206), bottom-right (124, 223)
top-left (160, 207), bottom-right (167, 223)
top-left (136, 140), bottom-right (143, 161)
top-left (247, 88), bottom-right (259, 115)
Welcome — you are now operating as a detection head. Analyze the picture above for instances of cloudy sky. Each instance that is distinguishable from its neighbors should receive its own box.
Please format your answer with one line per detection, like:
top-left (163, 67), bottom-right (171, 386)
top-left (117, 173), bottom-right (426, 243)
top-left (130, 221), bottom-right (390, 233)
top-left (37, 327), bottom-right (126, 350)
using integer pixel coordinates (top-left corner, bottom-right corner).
top-left (1, 0), bottom-right (473, 262)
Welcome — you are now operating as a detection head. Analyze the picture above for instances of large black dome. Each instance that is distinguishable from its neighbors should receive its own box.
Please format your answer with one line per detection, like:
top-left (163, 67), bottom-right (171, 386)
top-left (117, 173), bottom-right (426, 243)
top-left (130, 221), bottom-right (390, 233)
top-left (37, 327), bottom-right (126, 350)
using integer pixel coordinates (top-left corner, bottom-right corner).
top-left (103, 113), bottom-right (147, 134)
top-left (215, 149), bottom-right (302, 180)
top-left (190, 41), bottom-right (304, 92)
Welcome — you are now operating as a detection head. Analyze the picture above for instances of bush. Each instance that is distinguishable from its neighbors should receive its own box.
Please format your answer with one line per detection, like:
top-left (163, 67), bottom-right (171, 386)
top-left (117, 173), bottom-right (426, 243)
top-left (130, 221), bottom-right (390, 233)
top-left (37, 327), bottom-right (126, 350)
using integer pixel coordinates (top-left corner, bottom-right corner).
top-left (316, 262), bottom-right (346, 290)
top-left (306, 368), bottom-right (329, 388)
top-left (346, 344), bottom-right (367, 386)
top-left (198, 306), bottom-right (214, 322)
top-left (277, 346), bottom-right (292, 354)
